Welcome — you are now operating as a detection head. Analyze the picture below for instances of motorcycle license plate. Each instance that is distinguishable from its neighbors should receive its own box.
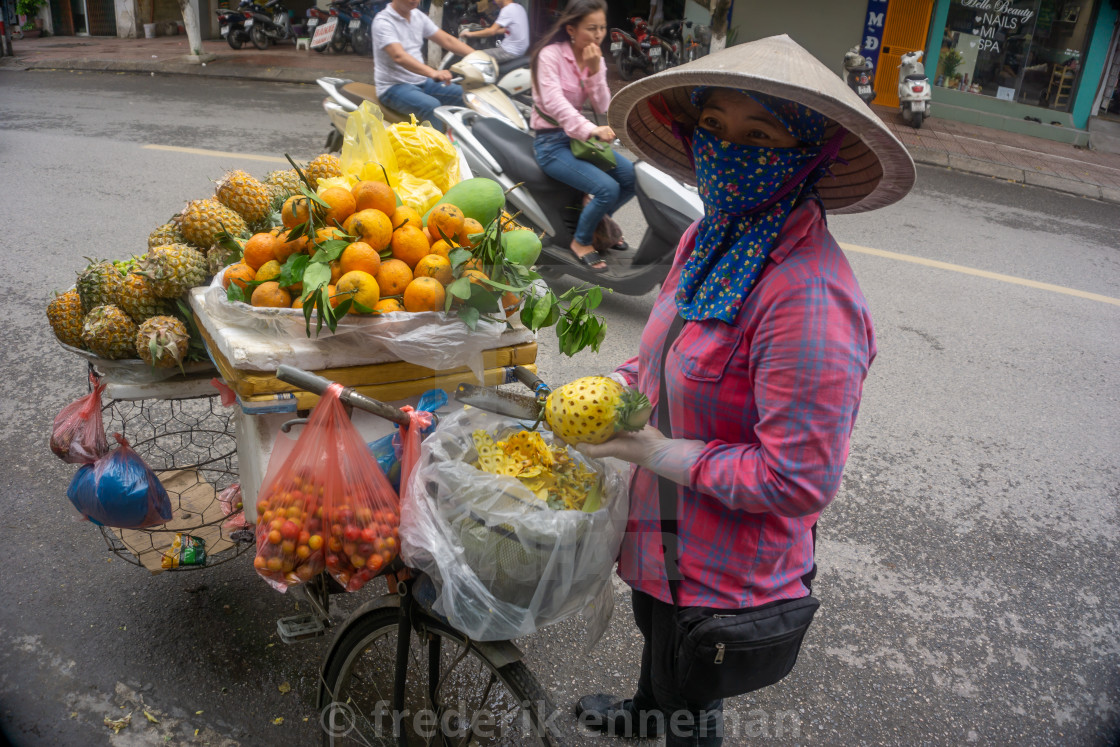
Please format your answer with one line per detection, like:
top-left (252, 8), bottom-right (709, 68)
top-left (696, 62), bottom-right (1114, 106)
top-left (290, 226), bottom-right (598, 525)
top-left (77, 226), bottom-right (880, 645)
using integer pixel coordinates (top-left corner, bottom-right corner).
top-left (858, 85), bottom-right (871, 95)
top-left (349, 19), bottom-right (359, 29)
top-left (244, 18), bottom-right (253, 27)
top-left (220, 24), bottom-right (229, 35)
top-left (307, 18), bottom-right (318, 27)
top-left (911, 101), bottom-right (926, 112)
top-left (611, 41), bottom-right (622, 52)
top-left (650, 47), bottom-right (661, 58)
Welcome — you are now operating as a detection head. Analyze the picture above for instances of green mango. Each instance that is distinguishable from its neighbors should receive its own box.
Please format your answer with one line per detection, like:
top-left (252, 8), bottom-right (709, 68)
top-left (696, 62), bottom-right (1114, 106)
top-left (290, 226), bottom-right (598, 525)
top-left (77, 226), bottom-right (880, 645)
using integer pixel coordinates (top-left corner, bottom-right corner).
top-left (501, 229), bottom-right (543, 266)
top-left (423, 178), bottom-right (505, 228)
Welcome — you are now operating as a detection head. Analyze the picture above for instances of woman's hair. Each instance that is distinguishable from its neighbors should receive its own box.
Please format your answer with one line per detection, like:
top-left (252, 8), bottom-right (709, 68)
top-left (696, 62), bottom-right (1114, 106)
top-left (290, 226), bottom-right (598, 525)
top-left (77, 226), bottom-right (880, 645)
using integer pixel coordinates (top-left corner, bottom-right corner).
top-left (529, 0), bottom-right (608, 84)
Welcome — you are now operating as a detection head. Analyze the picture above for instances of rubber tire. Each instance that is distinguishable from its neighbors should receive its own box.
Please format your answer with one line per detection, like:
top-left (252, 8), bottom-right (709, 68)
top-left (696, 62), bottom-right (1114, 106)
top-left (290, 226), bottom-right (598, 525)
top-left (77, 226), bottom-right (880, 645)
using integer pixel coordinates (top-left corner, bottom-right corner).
top-left (330, 27), bottom-right (348, 54)
top-left (617, 54), bottom-right (635, 82)
top-left (226, 30), bottom-right (244, 50)
top-left (250, 24), bottom-right (269, 50)
top-left (351, 25), bottom-right (371, 56)
top-left (319, 607), bottom-right (558, 746)
top-left (910, 110), bottom-right (924, 129)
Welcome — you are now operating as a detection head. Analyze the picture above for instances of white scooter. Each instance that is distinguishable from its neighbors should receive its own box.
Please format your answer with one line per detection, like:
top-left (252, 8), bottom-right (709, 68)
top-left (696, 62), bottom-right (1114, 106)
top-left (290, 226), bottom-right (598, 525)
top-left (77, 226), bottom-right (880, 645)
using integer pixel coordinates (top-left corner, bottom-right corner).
top-left (898, 50), bottom-right (932, 129)
top-left (433, 105), bottom-right (703, 295)
top-left (317, 49), bottom-right (527, 151)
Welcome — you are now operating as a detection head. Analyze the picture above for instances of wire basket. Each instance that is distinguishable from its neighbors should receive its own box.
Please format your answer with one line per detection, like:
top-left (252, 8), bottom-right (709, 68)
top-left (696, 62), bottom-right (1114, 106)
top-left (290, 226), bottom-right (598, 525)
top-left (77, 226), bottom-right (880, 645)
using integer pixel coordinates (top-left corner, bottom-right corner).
top-left (95, 395), bottom-right (253, 572)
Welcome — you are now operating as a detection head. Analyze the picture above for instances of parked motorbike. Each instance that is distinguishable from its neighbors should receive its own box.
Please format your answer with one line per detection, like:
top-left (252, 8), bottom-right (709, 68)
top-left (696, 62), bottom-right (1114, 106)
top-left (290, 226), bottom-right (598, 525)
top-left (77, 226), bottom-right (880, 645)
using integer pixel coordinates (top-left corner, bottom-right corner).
top-left (317, 50), bottom-right (526, 151)
top-left (245, 0), bottom-right (295, 50)
top-left (348, 0), bottom-right (386, 57)
top-left (434, 106), bottom-right (703, 294)
top-left (216, 4), bottom-right (250, 50)
top-left (610, 17), bottom-right (663, 81)
top-left (657, 18), bottom-right (709, 64)
top-left (842, 45), bottom-right (877, 105)
top-left (897, 50), bottom-right (931, 128)
top-left (310, 0), bottom-right (352, 54)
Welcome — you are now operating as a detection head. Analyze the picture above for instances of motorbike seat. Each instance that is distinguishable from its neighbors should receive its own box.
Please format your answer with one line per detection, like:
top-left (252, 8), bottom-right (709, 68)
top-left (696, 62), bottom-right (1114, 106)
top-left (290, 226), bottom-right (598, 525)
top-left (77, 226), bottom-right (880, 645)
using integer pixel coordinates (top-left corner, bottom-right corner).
top-left (497, 55), bottom-right (530, 76)
top-left (471, 116), bottom-right (582, 203)
top-left (904, 74), bottom-right (927, 81)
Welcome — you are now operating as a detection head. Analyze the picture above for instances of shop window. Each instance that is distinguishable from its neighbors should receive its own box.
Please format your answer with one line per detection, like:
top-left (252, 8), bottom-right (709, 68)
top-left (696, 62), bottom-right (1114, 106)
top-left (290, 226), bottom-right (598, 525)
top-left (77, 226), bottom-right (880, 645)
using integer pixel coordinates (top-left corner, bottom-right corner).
top-left (936, 0), bottom-right (1097, 112)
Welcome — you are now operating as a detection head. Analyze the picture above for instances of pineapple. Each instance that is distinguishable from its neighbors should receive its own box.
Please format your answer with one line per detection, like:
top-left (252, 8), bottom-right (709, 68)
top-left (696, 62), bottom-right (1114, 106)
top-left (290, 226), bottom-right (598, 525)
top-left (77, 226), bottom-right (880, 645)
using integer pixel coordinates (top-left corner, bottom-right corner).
top-left (138, 244), bottom-right (208, 298)
top-left (544, 376), bottom-right (651, 445)
top-left (136, 315), bottom-right (190, 368)
top-left (215, 170), bottom-right (273, 225)
top-left (305, 153), bottom-right (342, 190)
top-left (148, 219), bottom-right (186, 248)
top-left (76, 260), bottom-right (125, 313)
top-left (178, 198), bottom-right (249, 248)
top-left (81, 305), bottom-right (139, 360)
top-left (47, 289), bottom-right (86, 348)
top-left (118, 270), bottom-right (174, 323)
top-left (264, 169), bottom-right (302, 200)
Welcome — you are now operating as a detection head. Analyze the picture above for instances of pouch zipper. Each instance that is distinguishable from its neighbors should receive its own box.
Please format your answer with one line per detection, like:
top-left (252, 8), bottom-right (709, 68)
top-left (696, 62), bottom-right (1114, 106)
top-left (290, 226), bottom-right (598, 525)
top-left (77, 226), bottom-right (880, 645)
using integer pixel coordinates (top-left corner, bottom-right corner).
top-left (714, 643), bottom-right (725, 663)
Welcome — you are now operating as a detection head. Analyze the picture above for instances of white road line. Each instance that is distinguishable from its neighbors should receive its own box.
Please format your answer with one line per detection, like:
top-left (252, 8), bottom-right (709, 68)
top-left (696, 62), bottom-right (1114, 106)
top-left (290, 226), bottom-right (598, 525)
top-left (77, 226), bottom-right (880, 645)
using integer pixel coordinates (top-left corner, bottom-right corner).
top-left (840, 242), bottom-right (1120, 307)
top-left (141, 144), bottom-right (294, 164)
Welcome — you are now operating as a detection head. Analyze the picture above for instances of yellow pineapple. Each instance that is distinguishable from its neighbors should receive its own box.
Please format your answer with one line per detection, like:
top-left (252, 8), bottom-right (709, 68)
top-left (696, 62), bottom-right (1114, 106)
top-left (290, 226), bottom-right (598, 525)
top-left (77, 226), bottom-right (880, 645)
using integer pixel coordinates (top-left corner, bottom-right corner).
top-left (305, 153), bottom-right (342, 190)
top-left (544, 376), bottom-right (651, 445)
top-left (215, 170), bottom-right (273, 225)
top-left (82, 305), bottom-right (139, 360)
top-left (178, 198), bottom-right (248, 248)
top-left (47, 289), bottom-right (86, 348)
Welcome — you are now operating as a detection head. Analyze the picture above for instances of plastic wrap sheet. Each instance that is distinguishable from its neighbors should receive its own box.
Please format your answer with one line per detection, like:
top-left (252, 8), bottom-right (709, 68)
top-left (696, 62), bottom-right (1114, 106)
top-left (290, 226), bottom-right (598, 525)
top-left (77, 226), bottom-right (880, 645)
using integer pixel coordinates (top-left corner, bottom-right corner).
top-left (400, 407), bottom-right (629, 643)
top-left (201, 272), bottom-right (514, 382)
top-left (57, 341), bottom-right (215, 385)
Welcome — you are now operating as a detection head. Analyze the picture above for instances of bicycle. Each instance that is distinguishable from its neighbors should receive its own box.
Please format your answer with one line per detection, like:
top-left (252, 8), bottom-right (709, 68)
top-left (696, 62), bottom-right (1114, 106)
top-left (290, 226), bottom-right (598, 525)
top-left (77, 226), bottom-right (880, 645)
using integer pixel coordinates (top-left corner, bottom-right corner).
top-left (274, 365), bottom-right (559, 746)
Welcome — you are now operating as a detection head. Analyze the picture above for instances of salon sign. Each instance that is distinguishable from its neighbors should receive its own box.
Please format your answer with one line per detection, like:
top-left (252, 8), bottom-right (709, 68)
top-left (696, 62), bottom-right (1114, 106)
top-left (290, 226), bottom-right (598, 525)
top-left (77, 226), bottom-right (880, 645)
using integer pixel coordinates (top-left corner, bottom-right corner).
top-left (861, 0), bottom-right (889, 72)
top-left (959, 0), bottom-right (1036, 54)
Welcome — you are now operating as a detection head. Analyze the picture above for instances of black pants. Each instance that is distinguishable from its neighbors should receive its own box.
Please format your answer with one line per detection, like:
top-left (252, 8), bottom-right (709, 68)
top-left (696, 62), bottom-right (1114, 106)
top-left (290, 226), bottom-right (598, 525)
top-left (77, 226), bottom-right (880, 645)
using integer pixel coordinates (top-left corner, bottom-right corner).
top-left (630, 590), bottom-right (724, 746)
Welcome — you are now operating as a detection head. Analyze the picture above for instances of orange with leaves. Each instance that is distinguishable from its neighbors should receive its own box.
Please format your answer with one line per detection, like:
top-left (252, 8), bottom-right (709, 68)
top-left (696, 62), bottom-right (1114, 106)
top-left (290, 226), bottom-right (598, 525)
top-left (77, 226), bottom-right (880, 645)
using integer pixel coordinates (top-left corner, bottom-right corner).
top-left (343, 209), bottom-right (393, 251)
top-left (335, 271), bottom-right (380, 312)
top-left (373, 298), bottom-right (405, 313)
top-left (319, 186), bottom-right (357, 227)
top-left (352, 180), bottom-right (396, 216)
top-left (390, 226), bottom-right (432, 269)
top-left (281, 195), bottom-right (311, 228)
top-left (391, 205), bottom-right (422, 231)
top-left (427, 204), bottom-right (465, 244)
top-left (243, 232), bottom-right (278, 271)
top-left (413, 254), bottom-right (453, 286)
top-left (428, 239), bottom-right (457, 260)
top-left (274, 230), bottom-right (307, 262)
top-left (223, 262), bottom-right (256, 290)
top-left (403, 277), bottom-right (446, 313)
top-left (375, 259), bottom-right (413, 297)
top-left (250, 281), bottom-right (291, 308)
top-left (339, 242), bottom-right (382, 277)
top-left (457, 218), bottom-right (485, 247)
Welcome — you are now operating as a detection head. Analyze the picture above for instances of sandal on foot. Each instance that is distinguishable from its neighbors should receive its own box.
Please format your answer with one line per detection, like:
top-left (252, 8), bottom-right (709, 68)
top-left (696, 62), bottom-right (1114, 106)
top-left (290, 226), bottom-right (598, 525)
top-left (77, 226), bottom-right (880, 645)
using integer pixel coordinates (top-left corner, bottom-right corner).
top-left (609, 239), bottom-right (630, 251)
top-left (572, 248), bottom-right (608, 272)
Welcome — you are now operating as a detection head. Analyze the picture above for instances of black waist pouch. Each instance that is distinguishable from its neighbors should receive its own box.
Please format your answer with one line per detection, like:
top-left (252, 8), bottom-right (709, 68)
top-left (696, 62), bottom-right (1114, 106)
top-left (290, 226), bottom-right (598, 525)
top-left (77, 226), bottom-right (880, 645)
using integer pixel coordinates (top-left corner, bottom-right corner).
top-left (674, 595), bottom-right (820, 701)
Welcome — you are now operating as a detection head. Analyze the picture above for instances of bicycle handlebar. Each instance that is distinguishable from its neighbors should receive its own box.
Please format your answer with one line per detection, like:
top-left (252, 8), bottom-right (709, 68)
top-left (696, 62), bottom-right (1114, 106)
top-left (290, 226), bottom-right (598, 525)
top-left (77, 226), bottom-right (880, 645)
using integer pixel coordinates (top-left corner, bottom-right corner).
top-left (276, 365), bottom-right (412, 426)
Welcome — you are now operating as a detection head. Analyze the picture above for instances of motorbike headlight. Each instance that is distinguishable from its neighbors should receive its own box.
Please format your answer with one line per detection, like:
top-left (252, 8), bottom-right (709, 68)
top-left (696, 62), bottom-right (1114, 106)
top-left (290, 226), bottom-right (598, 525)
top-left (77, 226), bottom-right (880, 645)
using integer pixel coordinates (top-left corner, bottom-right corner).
top-left (464, 92), bottom-right (508, 121)
top-left (468, 58), bottom-right (497, 84)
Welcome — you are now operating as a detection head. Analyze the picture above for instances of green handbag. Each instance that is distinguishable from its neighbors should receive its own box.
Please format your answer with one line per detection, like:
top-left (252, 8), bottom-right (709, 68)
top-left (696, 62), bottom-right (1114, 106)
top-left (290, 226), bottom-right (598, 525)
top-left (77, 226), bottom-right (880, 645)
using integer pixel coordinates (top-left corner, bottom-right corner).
top-left (535, 79), bottom-right (617, 171)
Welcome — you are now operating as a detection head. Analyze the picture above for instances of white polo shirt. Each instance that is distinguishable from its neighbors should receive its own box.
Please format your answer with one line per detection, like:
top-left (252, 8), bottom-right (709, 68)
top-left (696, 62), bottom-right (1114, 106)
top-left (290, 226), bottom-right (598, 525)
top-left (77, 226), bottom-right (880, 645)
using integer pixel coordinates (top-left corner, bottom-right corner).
top-left (494, 2), bottom-right (529, 56)
top-left (372, 4), bottom-right (439, 95)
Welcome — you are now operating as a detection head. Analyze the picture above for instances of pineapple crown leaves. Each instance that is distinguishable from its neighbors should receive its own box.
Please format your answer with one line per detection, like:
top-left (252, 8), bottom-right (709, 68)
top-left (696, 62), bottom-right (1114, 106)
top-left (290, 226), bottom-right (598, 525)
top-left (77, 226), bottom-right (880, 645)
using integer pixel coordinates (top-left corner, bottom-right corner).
top-left (614, 387), bottom-right (652, 433)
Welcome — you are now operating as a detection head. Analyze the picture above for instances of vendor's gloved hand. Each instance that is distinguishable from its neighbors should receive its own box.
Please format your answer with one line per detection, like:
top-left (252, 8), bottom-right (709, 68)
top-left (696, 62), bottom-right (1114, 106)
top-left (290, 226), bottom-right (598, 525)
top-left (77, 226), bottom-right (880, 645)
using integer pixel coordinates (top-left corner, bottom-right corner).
top-left (574, 425), bottom-right (705, 486)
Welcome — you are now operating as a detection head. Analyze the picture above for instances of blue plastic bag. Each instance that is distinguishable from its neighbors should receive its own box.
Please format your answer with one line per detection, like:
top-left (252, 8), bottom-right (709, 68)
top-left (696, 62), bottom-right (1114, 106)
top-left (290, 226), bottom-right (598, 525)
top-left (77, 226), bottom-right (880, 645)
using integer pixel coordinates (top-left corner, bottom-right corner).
top-left (368, 389), bottom-right (446, 490)
top-left (66, 434), bottom-right (173, 529)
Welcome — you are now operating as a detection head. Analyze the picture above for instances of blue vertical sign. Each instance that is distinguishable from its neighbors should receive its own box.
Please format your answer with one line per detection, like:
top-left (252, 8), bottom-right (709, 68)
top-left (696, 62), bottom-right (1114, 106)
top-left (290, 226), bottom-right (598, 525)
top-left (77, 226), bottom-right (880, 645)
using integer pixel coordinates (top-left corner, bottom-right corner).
top-left (862, 0), bottom-right (888, 72)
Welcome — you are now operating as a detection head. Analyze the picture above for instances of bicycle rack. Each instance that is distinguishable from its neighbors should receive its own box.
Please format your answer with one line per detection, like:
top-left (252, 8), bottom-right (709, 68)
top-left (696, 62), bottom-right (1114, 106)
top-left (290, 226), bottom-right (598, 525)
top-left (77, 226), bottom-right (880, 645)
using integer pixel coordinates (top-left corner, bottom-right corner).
top-left (277, 571), bottom-right (334, 643)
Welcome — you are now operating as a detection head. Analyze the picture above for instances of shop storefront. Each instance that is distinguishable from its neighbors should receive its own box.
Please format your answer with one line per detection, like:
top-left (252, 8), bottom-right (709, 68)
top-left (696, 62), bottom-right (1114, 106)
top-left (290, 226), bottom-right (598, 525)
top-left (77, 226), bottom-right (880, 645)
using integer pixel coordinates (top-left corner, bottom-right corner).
top-left (925, 0), bottom-right (1120, 140)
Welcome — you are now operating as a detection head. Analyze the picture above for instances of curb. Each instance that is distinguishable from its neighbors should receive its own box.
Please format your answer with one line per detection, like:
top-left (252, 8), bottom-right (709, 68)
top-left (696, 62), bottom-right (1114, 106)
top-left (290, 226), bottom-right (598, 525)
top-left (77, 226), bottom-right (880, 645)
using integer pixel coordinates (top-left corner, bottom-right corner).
top-left (909, 146), bottom-right (1120, 205)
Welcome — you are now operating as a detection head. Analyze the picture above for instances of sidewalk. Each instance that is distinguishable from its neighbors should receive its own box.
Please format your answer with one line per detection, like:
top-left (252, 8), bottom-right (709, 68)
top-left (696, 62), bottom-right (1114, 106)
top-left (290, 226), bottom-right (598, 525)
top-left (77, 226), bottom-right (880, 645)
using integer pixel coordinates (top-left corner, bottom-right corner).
top-left (4, 34), bottom-right (1120, 204)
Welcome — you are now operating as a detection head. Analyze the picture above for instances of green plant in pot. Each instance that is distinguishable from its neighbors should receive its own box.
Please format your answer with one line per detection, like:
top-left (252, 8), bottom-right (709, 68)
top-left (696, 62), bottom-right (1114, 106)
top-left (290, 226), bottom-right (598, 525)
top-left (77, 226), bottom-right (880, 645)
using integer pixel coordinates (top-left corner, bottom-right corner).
top-left (940, 48), bottom-right (963, 88)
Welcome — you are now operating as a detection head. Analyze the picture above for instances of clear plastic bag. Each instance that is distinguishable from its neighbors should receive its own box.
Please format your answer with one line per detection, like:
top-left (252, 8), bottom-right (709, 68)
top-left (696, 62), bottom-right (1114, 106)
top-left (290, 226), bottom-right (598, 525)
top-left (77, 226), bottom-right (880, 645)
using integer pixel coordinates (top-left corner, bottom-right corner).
top-left (400, 407), bottom-right (629, 642)
top-left (51, 375), bottom-right (110, 464)
top-left (254, 383), bottom-right (401, 592)
top-left (66, 434), bottom-right (174, 529)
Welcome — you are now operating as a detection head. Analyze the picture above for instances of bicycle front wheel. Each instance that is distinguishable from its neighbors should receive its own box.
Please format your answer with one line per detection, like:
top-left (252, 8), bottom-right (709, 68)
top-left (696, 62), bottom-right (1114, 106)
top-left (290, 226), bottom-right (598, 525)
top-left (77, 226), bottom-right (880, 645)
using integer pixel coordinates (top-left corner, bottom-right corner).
top-left (320, 606), bottom-right (558, 746)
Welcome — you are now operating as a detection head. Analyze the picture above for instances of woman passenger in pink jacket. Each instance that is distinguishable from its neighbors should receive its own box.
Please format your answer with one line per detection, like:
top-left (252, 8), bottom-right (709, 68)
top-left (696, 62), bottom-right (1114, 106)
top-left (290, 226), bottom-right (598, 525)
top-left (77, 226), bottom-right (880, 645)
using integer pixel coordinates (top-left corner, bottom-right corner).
top-left (529, 0), bottom-right (634, 272)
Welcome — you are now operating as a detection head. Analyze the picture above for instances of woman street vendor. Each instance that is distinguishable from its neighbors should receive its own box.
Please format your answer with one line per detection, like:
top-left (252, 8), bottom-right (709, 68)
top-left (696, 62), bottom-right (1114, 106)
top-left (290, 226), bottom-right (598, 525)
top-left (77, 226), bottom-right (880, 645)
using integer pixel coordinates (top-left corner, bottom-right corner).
top-left (571, 35), bottom-right (915, 745)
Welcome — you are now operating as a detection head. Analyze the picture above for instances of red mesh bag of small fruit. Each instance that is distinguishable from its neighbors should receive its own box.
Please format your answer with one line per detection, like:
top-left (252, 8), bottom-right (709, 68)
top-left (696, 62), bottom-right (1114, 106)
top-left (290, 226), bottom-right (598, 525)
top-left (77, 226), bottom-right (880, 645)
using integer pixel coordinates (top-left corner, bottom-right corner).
top-left (321, 402), bottom-right (407, 593)
top-left (254, 383), bottom-right (399, 592)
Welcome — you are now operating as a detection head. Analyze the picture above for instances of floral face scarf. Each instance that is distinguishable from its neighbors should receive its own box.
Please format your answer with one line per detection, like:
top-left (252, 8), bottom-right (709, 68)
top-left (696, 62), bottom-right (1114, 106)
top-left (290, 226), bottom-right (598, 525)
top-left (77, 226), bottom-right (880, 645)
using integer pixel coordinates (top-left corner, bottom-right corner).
top-left (676, 91), bottom-right (841, 323)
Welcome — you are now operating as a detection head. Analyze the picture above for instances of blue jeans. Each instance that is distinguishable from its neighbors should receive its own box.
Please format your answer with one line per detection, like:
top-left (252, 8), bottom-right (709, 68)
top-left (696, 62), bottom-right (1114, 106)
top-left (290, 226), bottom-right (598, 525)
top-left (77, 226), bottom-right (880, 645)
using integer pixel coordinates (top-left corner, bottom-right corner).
top-left (533, 129), bottom-right (635, 246)
top-left (380, 78), bottom-right (463, 132)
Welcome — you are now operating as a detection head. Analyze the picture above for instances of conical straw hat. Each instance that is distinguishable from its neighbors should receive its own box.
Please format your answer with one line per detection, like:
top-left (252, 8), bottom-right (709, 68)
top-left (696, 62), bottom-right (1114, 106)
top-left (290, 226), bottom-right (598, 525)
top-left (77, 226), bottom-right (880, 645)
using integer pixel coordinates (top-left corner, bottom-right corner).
top-left (608, 34), bottom-right (915, 214)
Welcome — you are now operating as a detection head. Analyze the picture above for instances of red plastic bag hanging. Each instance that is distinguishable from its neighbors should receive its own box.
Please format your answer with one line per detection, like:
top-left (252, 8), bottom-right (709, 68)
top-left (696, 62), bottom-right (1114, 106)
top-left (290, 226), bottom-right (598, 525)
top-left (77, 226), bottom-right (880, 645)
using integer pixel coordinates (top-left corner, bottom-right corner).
top-left (51, 374), bottom-right (110, 464)
top-left (322, 392), bottom-right (406, 592)
top-left (254, 384), bottom-right (400, 593)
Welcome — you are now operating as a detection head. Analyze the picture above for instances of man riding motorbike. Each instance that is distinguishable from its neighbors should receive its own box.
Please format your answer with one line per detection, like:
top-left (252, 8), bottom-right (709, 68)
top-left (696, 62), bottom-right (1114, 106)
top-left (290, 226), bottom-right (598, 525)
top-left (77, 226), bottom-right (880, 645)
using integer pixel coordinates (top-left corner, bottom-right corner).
top-left (373, 0), bottom-right (476, 132)
top-left (460, 0), bottom-right (530, 63)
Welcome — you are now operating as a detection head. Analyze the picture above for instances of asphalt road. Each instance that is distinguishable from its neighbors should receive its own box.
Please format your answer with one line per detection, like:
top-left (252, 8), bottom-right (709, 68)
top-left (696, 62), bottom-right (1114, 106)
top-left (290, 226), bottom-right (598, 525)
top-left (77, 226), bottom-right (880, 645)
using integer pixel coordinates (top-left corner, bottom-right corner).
top-left (1, 70), bottom-right (1118, 746)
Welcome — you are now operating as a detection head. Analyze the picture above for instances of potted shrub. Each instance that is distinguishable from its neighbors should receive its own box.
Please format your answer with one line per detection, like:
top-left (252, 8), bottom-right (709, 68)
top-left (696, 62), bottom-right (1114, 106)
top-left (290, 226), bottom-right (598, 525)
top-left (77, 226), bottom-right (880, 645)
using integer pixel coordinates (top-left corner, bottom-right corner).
top-left (939, 48), bottom-right (962, 89)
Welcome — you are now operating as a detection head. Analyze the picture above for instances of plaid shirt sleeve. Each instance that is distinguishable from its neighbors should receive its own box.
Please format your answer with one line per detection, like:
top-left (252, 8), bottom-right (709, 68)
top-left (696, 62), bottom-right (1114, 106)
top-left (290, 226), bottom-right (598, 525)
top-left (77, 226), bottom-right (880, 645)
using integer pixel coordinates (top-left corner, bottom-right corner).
top-left (617, 202), bottom-right (876, 608)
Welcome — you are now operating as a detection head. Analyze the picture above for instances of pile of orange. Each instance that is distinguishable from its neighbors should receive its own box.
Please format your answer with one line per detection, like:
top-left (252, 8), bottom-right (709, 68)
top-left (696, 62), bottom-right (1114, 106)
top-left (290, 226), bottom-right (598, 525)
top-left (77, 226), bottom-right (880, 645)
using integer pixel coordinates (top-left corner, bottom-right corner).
top-left (229, 181), bottom-right (499, 315)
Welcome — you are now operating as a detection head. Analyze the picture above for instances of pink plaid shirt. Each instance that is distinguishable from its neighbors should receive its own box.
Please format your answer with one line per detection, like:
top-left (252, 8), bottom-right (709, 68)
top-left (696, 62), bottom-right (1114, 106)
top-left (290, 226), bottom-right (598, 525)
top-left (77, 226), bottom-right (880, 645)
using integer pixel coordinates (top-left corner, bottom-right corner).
top-left (615, 200), bottom-right (876, 609)
top-left (529, 42), bottom-right (611, 141)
